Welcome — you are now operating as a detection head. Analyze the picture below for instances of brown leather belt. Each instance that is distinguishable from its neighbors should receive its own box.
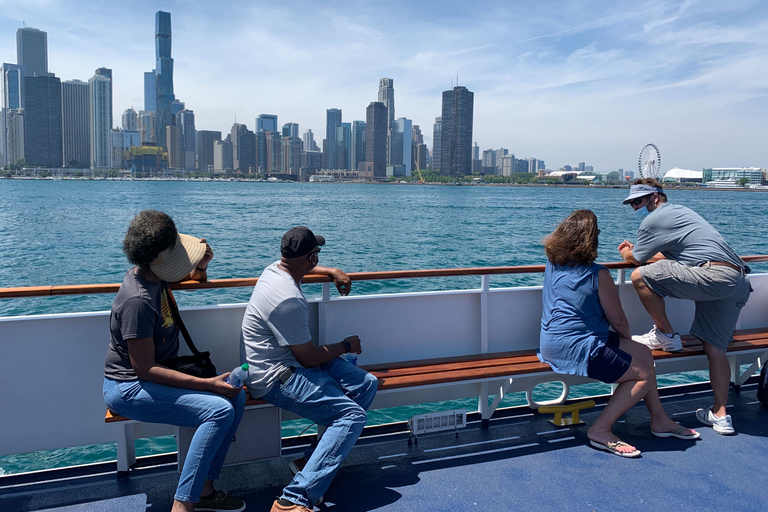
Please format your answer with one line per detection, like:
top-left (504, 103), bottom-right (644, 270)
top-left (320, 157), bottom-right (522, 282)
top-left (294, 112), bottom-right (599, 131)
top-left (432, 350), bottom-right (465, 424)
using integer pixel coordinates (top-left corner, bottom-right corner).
top-left (705, 261), bottom-right (742, 272)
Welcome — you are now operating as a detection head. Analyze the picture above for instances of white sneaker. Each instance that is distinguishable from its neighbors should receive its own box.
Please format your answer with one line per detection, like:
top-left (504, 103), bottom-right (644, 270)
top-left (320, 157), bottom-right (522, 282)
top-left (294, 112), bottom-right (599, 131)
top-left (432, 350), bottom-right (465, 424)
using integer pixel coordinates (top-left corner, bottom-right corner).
top-left (632, 325), bottom-right (683, 352)
top-left (696, 408), bottom-right (735, 435)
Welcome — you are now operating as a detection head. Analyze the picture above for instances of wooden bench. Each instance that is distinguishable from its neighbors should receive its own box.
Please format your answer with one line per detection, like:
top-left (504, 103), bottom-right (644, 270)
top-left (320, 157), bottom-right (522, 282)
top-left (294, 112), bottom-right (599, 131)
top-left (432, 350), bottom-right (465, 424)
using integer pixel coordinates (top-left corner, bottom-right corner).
top-left (106, 328), bottom-right (768, 475)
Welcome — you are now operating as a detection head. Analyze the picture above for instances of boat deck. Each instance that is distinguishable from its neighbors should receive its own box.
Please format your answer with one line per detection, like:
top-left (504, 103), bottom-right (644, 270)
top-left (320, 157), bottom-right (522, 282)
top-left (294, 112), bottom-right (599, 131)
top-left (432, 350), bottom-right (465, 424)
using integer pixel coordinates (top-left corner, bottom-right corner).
top-left (3, 381), bottom-right (767, 512)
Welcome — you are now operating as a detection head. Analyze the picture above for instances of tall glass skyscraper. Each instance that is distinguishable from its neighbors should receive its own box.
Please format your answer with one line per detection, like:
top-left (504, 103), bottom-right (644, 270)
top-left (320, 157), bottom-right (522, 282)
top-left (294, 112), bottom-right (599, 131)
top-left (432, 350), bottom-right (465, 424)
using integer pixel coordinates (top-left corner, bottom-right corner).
top-left (154, 11), bottom-right (175, 149)
top-left (143, 71), bottom-right (156, 112)
top-left (325, 108), bottom-right (342, 170)
top-left (62, 80), bottom-right (90, 168)
top-left (257, 114), bottom-right (278, 133)
top-left (95, 68), bottom-right (113, 130)
top-left (89, 74), bottom-right (112, 169)
top-left (16, 27), bottom-right (47, 78)
top-left (439, 86), bottom-right (474, 176)
top-left (22, 75), bottom-right (62, 167)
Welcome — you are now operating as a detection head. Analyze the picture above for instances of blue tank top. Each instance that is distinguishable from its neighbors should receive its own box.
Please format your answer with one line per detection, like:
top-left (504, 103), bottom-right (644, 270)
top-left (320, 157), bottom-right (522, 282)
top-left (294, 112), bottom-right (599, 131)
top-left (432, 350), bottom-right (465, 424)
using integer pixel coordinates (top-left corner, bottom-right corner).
top-left (538, 262), bottom-right (609, 377)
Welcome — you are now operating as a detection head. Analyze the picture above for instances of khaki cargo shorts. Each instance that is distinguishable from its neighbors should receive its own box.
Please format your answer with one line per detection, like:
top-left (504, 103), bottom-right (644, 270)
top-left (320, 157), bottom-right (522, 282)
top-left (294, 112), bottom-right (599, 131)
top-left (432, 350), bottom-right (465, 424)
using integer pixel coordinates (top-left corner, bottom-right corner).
top-left (639, 259), bottom-right (752, 351)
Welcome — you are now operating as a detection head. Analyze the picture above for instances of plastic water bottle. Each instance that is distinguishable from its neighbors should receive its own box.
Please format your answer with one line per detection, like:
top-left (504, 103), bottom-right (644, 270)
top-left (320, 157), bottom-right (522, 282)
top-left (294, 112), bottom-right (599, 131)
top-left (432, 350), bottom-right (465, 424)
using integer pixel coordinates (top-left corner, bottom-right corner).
top-left (226, 363), bottom-right (249, 388)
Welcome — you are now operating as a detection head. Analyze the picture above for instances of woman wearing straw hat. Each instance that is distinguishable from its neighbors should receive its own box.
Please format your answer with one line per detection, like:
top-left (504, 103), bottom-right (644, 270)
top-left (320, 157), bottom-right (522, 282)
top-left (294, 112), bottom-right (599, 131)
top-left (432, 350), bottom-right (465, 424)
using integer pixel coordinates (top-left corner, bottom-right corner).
top-left (103, 210), bottom-right (246, 512)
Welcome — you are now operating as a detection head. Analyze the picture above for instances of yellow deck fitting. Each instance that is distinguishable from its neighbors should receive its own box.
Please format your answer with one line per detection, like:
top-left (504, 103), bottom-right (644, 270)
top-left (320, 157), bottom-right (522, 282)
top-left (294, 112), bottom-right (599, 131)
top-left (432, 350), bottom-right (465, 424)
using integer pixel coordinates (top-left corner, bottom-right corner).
top-left (538, 400), bottom-right (596, 426)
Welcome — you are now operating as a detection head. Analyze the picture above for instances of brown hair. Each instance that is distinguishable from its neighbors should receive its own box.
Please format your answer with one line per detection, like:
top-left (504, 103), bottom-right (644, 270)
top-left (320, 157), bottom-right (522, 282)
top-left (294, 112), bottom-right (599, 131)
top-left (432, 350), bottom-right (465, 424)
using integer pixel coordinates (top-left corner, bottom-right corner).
top-left (543, 209), bottom-right (599, 266)
top-left (632, 178), bottom-right (667, 202)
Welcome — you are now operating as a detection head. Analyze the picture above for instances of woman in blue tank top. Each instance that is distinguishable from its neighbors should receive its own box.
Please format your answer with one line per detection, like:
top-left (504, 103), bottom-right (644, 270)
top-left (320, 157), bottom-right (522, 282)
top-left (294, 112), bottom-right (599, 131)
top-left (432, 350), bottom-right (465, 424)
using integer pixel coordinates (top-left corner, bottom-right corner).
top-left (539, 210), bottom-right (699, 457)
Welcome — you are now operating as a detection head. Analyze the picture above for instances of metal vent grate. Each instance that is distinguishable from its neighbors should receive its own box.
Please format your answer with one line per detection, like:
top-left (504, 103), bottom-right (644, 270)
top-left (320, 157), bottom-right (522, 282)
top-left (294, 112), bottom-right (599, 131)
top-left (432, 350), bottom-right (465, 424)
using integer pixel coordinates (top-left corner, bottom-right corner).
top-left (408, 408), bottom-right (467, 435)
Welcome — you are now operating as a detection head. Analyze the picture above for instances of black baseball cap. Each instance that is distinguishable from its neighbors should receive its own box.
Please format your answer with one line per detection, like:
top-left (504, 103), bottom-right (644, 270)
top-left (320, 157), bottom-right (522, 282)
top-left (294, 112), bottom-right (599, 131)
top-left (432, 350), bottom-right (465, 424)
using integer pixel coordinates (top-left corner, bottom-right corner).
top-left (281, 226), bottom-right (326, 258)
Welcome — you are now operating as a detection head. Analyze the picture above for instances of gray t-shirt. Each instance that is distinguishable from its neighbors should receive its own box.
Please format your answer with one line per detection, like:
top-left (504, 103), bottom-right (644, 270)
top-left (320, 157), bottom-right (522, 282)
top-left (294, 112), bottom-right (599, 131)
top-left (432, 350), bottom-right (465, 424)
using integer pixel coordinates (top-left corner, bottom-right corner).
top-left (240, 262), bottom-right (311, 398)
top-left (104, 269), bottom-right (180, 381)
top-left (633, 203), bottom-right (749, 271)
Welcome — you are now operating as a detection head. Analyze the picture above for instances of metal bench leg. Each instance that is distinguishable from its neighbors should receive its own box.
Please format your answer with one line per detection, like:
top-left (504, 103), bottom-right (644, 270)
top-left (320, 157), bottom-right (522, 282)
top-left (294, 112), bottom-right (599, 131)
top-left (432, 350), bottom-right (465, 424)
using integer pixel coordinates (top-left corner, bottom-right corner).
top-left (116, 423), bottom-right (135, 479)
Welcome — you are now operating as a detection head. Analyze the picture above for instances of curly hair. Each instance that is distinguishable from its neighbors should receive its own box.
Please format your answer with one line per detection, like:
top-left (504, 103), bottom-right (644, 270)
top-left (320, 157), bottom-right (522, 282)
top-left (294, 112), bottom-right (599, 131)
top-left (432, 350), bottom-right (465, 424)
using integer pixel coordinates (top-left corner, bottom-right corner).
top-left (122, 210), bottom-right (178, 267)
top-left (632, 177), bottom-right (667, 202)
top-left (543, 209), bottom-right (599, 266)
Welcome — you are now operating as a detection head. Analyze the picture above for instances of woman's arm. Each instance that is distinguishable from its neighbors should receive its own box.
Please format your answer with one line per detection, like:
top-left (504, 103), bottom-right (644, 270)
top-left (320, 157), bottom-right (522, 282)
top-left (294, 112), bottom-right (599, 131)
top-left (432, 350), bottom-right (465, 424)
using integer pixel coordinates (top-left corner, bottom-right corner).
top-left (597, 269), bottom-right (632, 339)
top-left (127, 338), bottom-right (240, 397)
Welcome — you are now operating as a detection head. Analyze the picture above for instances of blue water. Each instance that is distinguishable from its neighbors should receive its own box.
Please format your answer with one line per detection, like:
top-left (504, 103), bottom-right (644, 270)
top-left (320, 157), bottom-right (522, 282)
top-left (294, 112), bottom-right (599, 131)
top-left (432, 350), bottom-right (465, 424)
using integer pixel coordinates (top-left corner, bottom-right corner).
top-left (1, 180), bottom-right (766, 474)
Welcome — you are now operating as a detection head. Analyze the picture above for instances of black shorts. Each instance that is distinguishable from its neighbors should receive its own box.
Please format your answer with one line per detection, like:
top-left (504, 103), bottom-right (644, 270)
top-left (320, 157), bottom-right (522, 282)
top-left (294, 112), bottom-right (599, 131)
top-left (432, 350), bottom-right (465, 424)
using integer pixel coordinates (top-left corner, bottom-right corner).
top-left (586, 331), bottom-right (632, 384)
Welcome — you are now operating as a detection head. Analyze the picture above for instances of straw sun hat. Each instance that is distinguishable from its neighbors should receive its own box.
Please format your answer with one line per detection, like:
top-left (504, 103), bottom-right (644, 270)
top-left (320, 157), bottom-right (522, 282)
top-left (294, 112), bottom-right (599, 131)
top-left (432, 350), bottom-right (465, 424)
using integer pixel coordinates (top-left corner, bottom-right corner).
top-left (149, 233), bottom-right (206, 282)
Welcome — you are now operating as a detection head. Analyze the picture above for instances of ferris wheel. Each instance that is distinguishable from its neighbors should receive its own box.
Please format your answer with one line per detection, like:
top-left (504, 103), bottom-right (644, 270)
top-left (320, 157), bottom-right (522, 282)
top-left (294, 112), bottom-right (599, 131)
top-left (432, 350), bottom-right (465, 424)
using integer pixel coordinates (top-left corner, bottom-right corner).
top-left (638, 144), bottom-right (661, 180)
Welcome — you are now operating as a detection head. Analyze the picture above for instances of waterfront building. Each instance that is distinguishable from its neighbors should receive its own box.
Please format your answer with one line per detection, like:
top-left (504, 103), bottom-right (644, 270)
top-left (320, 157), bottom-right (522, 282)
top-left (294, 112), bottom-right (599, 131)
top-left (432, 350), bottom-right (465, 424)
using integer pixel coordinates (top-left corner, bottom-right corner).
top-left (16, 27), bottom-right (47, 78)
top-left (415, 143), bottom-right (427, 172)
top-left (255, 131), bottom-right (267, 171)
top-left (94, 68), bottom-right (113, 129)
top-left (527, 158), bottom-right (539, 173)
top-left (213, 139), bottom-right (233, 173)
top-left (494, 148), bottom-right (508, 174)
top-left (351, 121), bottom-right (366, 173)
top-left (336, 122), bottom-right (351, 170)
top-left (122, 108), bottom-right (138, 131)
top-left (61, 80), bottom-right (90, 168)
top-left (6, 108), bottom-right (24, 164)
top-left (89, 74), bottom-right (111, 169)
top-left (326, 108), bottom-right (342, 170)
top-left (282, 136), bottom-right (302, 175)
top-left (482, 149), bottom-right (496, 174)
top-left (231, 123), bottom-right (256, 173)
top-left (257, 114), bottom-right (278, 133)
top-left (1, 63), bottom-right (26, 164)
top-left (166, 125), bottom-right (182, 169)
top-left (23, 74), bottom-right (62, 168)
top-left (390, 118), bottom-right (412, 176)
top-left (282, 123), bottom-right (299, 138)
top-left (154, 11), bottom-right (175, 149)
top-left (378, 78), bottom-right (394, 164)
top-left (143, 71), bottom-right (156, 112)
top-left (303, 129), bottom-right (319, 152)
top-left (500, 154), bottom-right (515, 176)
top-left (703, 167), bottom-right (766, 185)
top-left (301, 150), bottom-right (323, 176)
top-left (439, 86), bottom-right (474, 176)
top-left (177, 109), bottom-right (196, 171)
top-left (266, 131), bottom-right (282, 172)
top-left (431, 117), bottom-right (441, 170)
top-left (138, 110), bottom-right (156, 145)
top-left (196, 130), bottom-right (221, 173)
top-left (128, 145), bottom-right (167, 174)
top-left (111, 129), bottom-right (140, 169)
top-left (473, 142), bottom-right (480, 161)
top-left (360, 101), bottom-right (387, 179)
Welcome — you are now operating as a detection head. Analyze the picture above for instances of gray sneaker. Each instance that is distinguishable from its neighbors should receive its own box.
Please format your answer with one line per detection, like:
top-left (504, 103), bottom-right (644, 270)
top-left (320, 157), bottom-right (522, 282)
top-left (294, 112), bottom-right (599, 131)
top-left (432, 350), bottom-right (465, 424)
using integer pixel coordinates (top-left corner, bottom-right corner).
top-left (696, 408), bottom-right (735, 435)
top-left (632, 325), bottom-right (683, 352)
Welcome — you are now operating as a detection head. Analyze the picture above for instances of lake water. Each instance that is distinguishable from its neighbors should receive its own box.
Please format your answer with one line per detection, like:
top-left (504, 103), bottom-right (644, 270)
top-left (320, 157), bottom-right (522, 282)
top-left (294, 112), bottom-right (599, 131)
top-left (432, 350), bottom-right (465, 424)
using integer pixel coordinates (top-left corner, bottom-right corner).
top-left (1, 179), bottom-right (766, 474)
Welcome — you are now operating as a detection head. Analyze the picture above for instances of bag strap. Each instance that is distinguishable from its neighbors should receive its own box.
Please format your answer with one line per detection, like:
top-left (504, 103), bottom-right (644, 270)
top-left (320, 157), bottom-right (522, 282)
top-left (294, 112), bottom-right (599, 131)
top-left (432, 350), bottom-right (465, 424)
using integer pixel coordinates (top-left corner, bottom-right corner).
top-left (162, 281), bottom-right (204, 356)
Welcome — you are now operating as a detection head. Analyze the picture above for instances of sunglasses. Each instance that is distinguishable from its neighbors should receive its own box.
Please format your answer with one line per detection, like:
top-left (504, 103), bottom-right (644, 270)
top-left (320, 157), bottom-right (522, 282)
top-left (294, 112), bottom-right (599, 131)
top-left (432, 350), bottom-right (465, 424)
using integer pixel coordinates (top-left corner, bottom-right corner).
top-left (629, 195), bottom-right (652, 207)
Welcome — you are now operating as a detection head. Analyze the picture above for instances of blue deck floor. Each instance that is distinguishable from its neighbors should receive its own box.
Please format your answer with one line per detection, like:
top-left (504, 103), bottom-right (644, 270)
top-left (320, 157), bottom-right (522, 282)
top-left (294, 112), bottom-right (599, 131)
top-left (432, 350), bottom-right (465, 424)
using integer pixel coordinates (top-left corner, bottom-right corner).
top-left (3, 383), bottom-right (767, 512)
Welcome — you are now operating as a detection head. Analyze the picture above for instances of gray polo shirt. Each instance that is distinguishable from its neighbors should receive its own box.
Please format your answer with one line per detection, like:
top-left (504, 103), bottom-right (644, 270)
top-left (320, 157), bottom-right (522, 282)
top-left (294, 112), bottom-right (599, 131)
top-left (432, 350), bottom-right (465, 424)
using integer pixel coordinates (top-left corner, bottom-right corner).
top-left (239, 262), bottom-right (311, 398)
top-left (633, 203), bottom-right (748, 271)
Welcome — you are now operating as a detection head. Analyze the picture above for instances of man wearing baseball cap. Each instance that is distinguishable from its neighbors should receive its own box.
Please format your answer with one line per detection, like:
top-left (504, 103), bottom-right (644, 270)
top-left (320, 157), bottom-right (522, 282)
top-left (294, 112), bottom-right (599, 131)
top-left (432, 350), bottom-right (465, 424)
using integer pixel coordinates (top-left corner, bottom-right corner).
top-left (618, 178), bottom-right (751, 435)
top-left (239, 226), bottom-right (377, 512)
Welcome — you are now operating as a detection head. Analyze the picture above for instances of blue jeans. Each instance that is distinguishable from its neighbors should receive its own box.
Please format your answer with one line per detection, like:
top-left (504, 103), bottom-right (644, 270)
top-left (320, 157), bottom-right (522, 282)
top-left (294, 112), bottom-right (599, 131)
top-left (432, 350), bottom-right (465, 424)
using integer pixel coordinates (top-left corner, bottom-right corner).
top-left (103, 377), bottom-right (246, 503)
top-left (261, 357), bottom-right (378, 508)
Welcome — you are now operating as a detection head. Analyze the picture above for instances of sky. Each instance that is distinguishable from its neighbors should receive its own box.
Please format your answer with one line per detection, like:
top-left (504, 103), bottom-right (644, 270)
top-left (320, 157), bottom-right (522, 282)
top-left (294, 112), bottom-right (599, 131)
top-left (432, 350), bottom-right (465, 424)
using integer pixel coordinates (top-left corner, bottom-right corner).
top-left (1, 0), bottom-right (766, 172)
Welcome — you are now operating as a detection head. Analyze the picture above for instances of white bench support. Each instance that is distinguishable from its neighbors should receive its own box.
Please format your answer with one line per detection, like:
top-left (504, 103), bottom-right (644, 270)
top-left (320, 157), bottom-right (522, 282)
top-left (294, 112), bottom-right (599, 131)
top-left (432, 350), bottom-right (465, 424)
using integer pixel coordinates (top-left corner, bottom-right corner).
top-left (114, 421), bottom-right (136, 475)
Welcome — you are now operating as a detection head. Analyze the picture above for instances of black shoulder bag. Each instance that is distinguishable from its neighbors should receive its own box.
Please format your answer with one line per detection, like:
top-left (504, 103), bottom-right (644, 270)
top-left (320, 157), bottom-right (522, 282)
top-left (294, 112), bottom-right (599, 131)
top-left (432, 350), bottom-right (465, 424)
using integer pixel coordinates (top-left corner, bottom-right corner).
top-left (161, 283), bottom-right (219, 379)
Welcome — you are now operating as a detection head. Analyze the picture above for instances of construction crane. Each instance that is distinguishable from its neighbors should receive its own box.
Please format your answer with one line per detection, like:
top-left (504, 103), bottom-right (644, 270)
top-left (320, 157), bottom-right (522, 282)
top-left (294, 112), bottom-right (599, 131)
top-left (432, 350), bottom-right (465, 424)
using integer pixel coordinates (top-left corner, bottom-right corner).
top-left (414, 165), bottom-right (426, 184)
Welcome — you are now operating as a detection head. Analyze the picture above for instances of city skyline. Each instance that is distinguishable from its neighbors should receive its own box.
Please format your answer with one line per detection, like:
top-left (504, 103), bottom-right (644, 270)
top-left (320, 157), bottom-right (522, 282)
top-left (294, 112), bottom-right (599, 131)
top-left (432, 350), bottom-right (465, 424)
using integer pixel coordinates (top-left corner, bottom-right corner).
top-left (0, 1), bottom-right (766, 171)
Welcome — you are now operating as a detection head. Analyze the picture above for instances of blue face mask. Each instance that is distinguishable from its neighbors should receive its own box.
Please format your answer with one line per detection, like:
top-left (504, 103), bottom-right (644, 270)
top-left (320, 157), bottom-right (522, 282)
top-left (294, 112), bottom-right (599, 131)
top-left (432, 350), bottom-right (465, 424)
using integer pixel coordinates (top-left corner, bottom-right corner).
top-left (635, 206), bottom-right (650, 221)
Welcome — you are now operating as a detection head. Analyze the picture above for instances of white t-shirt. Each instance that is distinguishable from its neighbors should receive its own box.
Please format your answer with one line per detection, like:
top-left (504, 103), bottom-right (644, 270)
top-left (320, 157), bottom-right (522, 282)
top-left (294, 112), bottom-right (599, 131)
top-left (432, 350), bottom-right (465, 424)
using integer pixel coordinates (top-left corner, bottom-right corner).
top-left (240, 262), bottom-right (312, 398)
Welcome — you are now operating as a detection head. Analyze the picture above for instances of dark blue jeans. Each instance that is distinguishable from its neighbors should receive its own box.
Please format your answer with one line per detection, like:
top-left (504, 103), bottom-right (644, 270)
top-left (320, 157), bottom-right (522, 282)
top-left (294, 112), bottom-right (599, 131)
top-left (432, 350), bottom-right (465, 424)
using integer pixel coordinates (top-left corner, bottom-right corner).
top-left (261, 357), bottom-right (378, 508)
top-left (103, 377), bottom-right (245, 502)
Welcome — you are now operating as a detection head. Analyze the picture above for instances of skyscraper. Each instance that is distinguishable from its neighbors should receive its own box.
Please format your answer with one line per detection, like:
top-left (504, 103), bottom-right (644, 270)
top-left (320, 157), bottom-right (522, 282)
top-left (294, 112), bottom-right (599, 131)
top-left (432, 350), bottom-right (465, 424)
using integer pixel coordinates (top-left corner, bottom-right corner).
top-left (1, 63), bottom-right (26, 165)
top-left (6, 109), bottom-right (24, 164)
top-left (89, 74), bottom-right (111, 169)
top-left (390, 118), bottom-right (412, 176)
top-left (61, 80), bottom-right (90, 168)
top-left (257, 114), bottom-right (278, 133)
top-left (439, 86), bottom-right (474, 176)
top-left (22, 74), bottom-right (61, 167)
top-left (177, 109), bottom-right (196, 171)
top-left (122, 108), bottom-right (138, 131)
top-left (231, 123), bottom-right (256, 172)
top-left (432, 117), bottom-right (442, 170)
top-left (143, 71), bottom-right (156, 111)
top-left (95, 68), bottom-right (113, 129)
top-left (303, 129), bottom-right (318, 152)
top-left (16, 27), bottom-right (47, 77)
top-left (282, 136), bottom-right (302, 175)
top-left (361, 102), bottom-right (387, 178)
top-left (266, 131), bottom-right (282, 172)
top-left (351, 121), bottom-right (366, 173)
top-left (325, 108), bottom-right (342, 170)
top-left (196, 130), bottom-right (221, 172)
top-left (139, 110), bottom-right (156, 144)
top-left (282, 123), bottom-right (299, 138)
top-left (336, 122), bottom-right (351, 170)
top-left (154, 11), bottom-right (175, 149)
top-left (378, 78), bottom-right (395, 164)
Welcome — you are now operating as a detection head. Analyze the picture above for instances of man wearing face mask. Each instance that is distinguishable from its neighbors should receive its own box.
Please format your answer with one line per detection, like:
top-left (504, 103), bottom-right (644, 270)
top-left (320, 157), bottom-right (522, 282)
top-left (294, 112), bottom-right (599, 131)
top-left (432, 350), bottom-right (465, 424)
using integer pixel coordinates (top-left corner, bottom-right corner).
top-left (617, 178), bottom-right (751, 435)
top-left (240, 226), bottom-right (378, 512)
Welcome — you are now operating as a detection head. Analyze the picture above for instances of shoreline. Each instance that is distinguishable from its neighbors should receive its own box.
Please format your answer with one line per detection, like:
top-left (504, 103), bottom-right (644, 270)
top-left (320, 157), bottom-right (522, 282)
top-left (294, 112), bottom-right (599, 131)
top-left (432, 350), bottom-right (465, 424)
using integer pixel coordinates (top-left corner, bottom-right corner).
top-left (2, 175), bottom-right (766, 192)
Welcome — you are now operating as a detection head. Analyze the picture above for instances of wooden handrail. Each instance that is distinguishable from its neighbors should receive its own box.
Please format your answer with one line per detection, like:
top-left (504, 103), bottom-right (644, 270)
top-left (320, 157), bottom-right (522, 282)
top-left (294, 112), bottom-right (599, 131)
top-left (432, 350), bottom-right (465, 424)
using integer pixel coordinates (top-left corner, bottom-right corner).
top-left (1, 255), bottom-right (767, 300)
